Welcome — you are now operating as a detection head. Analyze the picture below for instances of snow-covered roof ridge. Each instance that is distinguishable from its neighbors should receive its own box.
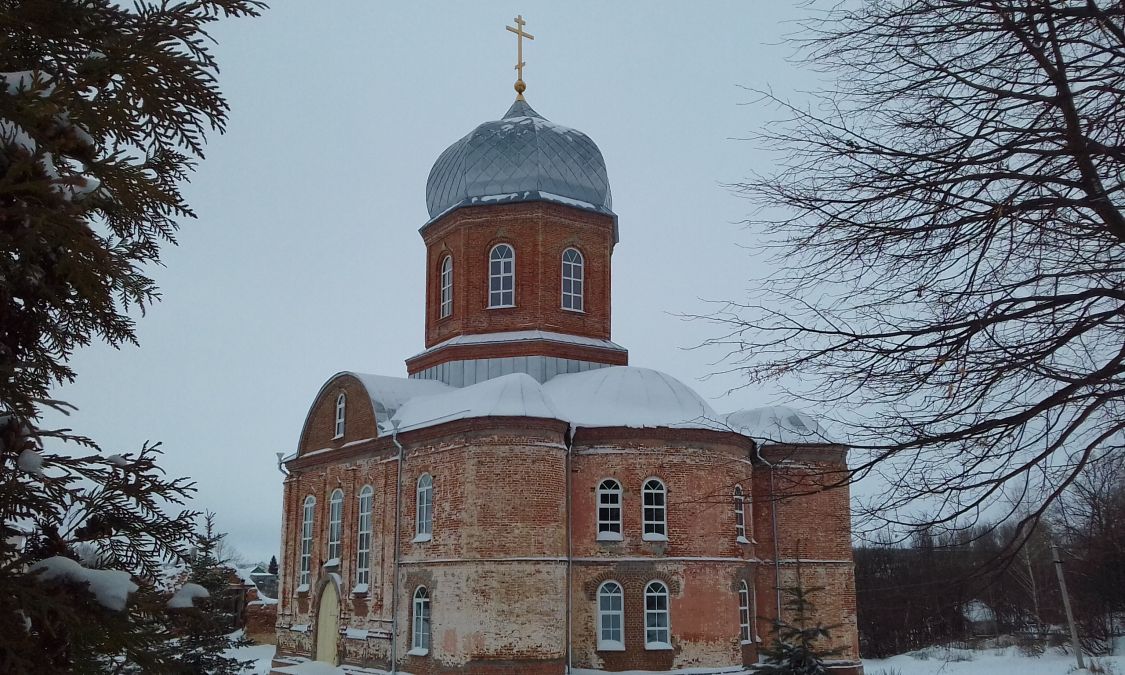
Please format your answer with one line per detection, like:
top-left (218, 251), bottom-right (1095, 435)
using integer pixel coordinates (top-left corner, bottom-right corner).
top-left (410, 329), bottom-right (626, 360)
top-left (544, 366), bottom-right (720, 431)
top-left (391, 372), bottom-right (564, 433)
top-left (721, 405), bottom-right (834, 446)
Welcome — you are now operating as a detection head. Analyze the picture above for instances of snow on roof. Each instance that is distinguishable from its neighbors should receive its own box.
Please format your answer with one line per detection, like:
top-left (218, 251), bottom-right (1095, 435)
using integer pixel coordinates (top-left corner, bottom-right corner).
top-left (722, 406), bottom-right (833, 445)
top-left (543, 366), bottom-right (718, 430)
top-left (410, 329), bottom-right (626, 360)
top-left (340, 366), bottom-right (833, 446)
top-left (347, 372), bottom-right (453, 423)
top-left (392, 372), bottom-right (562, 433)
top-left (30, 556), bottom-right (138, 611)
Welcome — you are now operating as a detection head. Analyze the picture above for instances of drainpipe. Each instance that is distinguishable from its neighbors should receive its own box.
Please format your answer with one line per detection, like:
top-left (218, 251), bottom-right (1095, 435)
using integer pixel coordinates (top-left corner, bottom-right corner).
top-left (754, 444), bottom-right (783, 622)
top-left (564, 424), bottom-right (575, 674)
top-left (390, 421), bottom-right (404, 674)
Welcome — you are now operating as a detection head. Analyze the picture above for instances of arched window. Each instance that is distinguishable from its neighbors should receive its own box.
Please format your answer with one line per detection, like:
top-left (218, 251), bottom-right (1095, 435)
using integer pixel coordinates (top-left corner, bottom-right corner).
top-left (488, 244), bottom-right (515, 308)
top-left (644, 581), bottom-right (671, 649)
top-left (327, 488), bottom-right (343, 561)
top-left (734, 485), bottom-right (747, 542)
top-left (415, 473), bottom-right (433, 541)
top-left (738, 580), bottom-right (753, 643)
top-left (439, 255), bottom-right (453, 319)
top-left (596, 479), bottom-right (622, 541)
top-left (597, 581), bottom-right (625, 651)
top-left (334, 392), bottom-right (346, 439)
top-left (642, 478), bottom-right (667, 541)
top-left (411, 586), bottom-right (431, 654)
top-left (356, 485), bottom-right (373, 588)
top-left (561, 247), bottom-right (584, 311)
top-left (299, 495), bottom-right (315, 588)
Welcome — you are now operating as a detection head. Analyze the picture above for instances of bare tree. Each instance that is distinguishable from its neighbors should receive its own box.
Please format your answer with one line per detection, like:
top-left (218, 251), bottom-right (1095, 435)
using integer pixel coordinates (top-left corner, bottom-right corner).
top-left (709, 1), bottom-right (1125, 541)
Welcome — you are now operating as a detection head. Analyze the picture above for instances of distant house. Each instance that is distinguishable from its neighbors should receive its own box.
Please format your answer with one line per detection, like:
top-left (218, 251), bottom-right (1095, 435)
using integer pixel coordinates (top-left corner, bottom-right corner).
top-left (962, 600), bottom-right (998, 636)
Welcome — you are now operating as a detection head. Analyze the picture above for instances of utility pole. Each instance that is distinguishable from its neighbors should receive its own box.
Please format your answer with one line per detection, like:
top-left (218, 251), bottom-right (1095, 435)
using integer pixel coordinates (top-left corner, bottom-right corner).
top-left (1051, 540), bottom-right (1084, 670)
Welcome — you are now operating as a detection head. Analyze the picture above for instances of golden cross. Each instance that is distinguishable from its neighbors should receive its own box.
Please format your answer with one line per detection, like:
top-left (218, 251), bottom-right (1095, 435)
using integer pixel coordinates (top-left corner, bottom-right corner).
top-left (506, 14), bottom-right (535, 100)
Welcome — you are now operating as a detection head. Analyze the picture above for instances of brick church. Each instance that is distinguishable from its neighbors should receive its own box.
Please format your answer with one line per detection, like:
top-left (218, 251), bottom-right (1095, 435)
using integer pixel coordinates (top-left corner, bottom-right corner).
top-left (273, 20), bottom-right (861, 675)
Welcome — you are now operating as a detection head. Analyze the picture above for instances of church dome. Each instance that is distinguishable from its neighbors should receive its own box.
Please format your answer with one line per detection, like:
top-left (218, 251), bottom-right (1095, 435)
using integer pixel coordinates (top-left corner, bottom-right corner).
top-left (425, 99), bottom-right (613, 220)
top-left (543, 366), bottom-right (718, 430)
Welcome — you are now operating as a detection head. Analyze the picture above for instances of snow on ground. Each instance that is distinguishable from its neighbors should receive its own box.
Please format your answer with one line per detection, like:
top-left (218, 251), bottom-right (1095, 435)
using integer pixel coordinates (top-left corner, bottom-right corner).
top-left (863, 645), bottom-right (1124, 675)
top-left (226, 641), bottom-right (1125, 675)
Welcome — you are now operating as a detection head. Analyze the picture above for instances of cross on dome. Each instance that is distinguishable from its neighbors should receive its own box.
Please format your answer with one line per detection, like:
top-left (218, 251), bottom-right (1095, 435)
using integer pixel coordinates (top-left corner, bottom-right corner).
top-left (505, 14), bottom-right (534, 100)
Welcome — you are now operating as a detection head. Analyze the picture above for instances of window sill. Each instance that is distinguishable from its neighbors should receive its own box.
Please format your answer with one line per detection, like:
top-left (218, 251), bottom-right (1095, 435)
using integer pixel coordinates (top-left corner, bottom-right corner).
top-left (407, 647), bottom-right (429, 657)
top-left (296, 583), bottom-right (310, 594)
top-left (645, 641), bottom-right (674, 651)
top-left (352, 583), bottom-right (369, 596)
top-left (412, 533), bottom-right (432, 543)
top-left (332, 433), bottom-right (343, 441)
top-left (597, 641), bottom-right (625, 652)
top-left (642, 533), bottom-right (668, 542)
top-left (561, 306), bottom-right (585, 314)
top-left (487, 304), bottom-right (516, 310)
top-left (741, 639), bottom-right (755, 646)
top-left (596, 531), bottom-right (623, 542)
top-left (736, 535), bottom-right (750, 545)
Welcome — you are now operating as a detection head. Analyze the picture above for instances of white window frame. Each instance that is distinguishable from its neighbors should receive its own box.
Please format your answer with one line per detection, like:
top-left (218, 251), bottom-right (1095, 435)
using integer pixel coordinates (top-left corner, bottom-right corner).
top-left (334, 392), bottom-right (346, 439)
top-left (488, 244), bottom-right (515, 308)
top-left (644, 580), bottom-right (672, 649)
top-left (596, 479), bottom-right (623, 542)
top-left (439, 255), bottom-right (453, 319)
top-left (327, 488), bottom-right (343, 562)
top-left (739, 580), bottom-right (753, 643)
top-left (298, 495), bottom-right (315, 590)
top-left (414, 473), bottom-right (433, 542)
top-left (642, 478), bottom-right (668, 541)
top-left (411, 586), bottom-right (431, 655)
top-left (355, 485), bottom-right (373, 591)
top-left (561, 247), bottom-right (584, 312)
top-left (597, 580), bottom-right (625, 651)
top-left (735, 485), bottom-right (748, 543)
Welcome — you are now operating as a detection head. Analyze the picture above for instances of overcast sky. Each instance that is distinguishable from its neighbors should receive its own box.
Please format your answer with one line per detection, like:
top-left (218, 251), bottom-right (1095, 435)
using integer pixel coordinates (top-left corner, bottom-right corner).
top-left (46, 2), bottom-right (826, 564)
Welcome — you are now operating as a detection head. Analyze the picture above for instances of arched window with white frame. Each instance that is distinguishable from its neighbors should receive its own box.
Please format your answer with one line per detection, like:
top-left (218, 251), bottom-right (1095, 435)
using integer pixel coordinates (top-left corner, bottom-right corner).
top-left (334, 392), bottom-right (346, 439)
top-left (355, 485), bottom-right (373, 589)
top-left (415, 473), bottom-right (433, 541)
top-left (734, 485), bottom-right (748, 542)
top-left (642, 478), bottom-right (667, 541)
top-left (739, 579), bottom-right (753, 643)
top-left (488, 244), bottom-right (515, 308)
top-left (298, 495), bottom-right (315, 589)
top-left (597, 581), bottom-right (625, 651)
top-left (439, 255), bottom-right (453, 319)
top-left (561, 247), bottom-right (584, 311)
top-left (644, 580), bottom-right (671, 649)
top-left (596, 479), bottom-right (622, 541)
top-left (327, 488), bottom-right (343, 562)
top-left (411, 586), bottom-right (431, 654)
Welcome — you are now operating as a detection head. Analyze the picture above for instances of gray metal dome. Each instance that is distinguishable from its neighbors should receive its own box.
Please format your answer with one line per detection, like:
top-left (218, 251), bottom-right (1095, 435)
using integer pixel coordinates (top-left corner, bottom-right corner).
top-left (425, 99), bottom-right (613, 221)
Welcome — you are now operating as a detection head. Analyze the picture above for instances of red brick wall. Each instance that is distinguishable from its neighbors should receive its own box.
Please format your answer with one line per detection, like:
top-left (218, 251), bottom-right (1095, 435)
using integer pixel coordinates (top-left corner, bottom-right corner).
top-left (276, 379), bottom-right (861, 673)
top-left (420, 202), bottom-right (616, 348)
top-left (296, 374), bottom-right (379, 456)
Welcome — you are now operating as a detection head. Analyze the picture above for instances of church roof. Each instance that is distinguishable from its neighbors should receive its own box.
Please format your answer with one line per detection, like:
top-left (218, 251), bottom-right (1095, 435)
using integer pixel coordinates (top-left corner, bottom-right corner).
top-left (542, 366), bottom-right (717, 430)
top-left (424, 99), bottom-right (614, 223)
top-left (722, 406), bottom-right (833, 445)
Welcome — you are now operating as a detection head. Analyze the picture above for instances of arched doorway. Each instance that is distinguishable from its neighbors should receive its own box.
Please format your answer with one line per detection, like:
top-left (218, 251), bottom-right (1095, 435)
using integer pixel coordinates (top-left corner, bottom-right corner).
top-left (314, 582), bottom-right (340, 664)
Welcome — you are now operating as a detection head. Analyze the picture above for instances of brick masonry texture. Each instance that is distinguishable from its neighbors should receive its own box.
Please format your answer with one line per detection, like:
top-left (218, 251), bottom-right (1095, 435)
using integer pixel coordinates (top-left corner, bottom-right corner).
top-left (419, 202), bottom-right (617, 350)
top-left (273, 378), bottom-right (863, 674)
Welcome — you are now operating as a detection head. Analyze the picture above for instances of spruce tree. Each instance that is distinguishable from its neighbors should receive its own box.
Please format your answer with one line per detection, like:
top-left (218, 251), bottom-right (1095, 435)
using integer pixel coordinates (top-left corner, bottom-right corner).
top-left (268, 555), bottom-right (279, 575)
top-left (166, 513), bottom-right (253, 674)
top-left (0, 1), bottom-right (262, 672)
top-left (753, 581), bottom-right (844, 675)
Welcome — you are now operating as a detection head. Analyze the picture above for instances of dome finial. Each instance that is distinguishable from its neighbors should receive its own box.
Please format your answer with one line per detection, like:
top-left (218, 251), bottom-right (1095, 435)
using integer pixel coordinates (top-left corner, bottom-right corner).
top-left (505, 14), bottom-right (534, 101)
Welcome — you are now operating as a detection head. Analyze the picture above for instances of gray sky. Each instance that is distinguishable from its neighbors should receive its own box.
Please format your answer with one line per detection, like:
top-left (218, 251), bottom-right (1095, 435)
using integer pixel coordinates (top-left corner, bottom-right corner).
top-left (47, 2), bottom-right (822, 564)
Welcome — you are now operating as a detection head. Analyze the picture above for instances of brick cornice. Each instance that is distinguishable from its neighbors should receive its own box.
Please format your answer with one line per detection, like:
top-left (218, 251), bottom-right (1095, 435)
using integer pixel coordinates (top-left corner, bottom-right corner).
top-left (405, 338), bottom-right (629, 373)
